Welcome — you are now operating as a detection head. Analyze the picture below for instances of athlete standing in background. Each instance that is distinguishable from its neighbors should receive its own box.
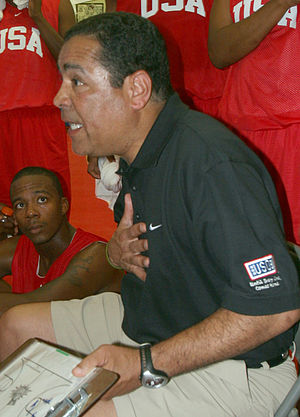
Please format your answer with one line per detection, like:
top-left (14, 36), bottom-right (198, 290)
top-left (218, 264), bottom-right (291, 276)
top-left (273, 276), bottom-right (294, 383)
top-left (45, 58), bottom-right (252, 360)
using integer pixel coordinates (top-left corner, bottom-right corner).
top-left (208, 0), bottom-right (300, 244)
top-left (0, 0), bottom-right (75, 207)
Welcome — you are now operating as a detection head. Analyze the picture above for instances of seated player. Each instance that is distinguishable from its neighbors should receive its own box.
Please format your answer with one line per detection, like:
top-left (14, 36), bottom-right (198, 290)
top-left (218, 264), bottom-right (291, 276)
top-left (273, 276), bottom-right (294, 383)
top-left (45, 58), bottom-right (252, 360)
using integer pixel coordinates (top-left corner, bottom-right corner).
top-left (0, 166), bottom-right (123, 315)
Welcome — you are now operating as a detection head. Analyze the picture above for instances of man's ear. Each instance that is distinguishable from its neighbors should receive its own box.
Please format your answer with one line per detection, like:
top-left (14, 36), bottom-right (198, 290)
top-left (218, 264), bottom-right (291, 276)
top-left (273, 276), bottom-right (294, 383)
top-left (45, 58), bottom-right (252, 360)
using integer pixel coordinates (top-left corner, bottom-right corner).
top-left (124, 70), bottom-right (152, 110)
top-left (61, 197), bottom-right (69, 216)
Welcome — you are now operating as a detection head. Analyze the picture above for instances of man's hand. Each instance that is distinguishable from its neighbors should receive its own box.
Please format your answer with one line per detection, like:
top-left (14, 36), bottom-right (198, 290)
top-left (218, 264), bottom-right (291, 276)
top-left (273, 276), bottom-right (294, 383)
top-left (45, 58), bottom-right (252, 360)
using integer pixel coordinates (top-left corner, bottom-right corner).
top-left (108, 194), bottom-right (149, 281)
top-left (0, 217), bottom-right (17, 239)
top-left (87, 156), bottom-right (101, 179)
top-left (28, 0), bottom-right (42, 19)
top-left (73, 344), bottom-right (141, 399)
top-left (0, 204), bottom-right (18, 239)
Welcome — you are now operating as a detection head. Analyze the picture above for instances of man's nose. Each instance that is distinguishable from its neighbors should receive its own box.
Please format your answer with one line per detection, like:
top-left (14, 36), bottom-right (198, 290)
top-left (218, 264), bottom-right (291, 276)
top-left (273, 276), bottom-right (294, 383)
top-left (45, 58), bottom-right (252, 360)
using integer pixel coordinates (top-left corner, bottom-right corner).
top-left (26, 204), bottom-right (38, 217)
top-left (53, 82), bottom-right (70, 109)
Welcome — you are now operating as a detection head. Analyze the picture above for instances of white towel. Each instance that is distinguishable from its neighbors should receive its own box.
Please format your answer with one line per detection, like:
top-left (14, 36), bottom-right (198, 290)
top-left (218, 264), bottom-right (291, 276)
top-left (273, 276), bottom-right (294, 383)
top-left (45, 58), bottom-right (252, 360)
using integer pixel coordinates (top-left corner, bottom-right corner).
top-left (0, 0), bottom-right (28, 21)
top-left (95, 157), bottom-right (122, 210)
top-left (14, 0), bottom-right (29, 10)
top-left (0, 0), bottom-right (6, 21)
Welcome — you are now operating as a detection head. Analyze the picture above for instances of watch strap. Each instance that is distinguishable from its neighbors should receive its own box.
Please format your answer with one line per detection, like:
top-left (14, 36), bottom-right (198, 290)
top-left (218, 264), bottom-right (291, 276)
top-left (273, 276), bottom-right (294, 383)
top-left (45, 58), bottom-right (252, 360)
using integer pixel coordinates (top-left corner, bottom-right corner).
top-left (140, 343), bottom-right (153, 376)
top-left (139, 343), bottom-right (169, 388)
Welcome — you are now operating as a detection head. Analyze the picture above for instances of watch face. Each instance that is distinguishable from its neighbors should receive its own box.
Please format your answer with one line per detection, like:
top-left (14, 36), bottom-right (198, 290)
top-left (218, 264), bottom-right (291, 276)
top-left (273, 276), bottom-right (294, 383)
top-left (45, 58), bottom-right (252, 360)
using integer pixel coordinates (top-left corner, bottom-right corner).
top-left (139, 344), bottom-right (170, 389)
top-left (142, 370), bottom-right (169, 389)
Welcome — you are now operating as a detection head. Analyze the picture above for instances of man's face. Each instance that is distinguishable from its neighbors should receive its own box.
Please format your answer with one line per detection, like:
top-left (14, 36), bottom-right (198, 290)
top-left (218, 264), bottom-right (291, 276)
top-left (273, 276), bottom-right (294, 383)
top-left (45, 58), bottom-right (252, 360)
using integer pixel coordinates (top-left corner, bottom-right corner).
top-left (54, 35), bottom-right (134, 160)
top-left (10, 175), bottom-right (67, 246)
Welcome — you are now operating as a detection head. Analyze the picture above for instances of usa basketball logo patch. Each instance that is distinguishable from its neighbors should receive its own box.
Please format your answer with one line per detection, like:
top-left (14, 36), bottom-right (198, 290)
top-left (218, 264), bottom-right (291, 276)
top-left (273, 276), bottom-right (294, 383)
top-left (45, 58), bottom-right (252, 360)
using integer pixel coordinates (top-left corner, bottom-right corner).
top-left (244, 254), bottom-right (277, 281)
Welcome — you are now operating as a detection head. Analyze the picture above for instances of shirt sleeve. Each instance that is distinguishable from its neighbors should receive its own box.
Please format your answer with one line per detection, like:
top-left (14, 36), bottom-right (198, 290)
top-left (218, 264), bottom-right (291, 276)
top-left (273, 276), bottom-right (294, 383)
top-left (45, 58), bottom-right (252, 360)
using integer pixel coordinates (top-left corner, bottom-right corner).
top-left (192, 160), bottom-right (300, 315)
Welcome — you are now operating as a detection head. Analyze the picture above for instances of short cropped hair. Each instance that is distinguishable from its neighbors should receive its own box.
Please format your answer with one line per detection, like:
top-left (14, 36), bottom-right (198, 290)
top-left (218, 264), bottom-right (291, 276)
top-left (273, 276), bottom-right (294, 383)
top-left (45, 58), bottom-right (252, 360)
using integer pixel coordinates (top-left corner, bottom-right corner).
top-left (64, 12), bottom-right (173, 101)
top-left (11, 167), bottom-right (64, 198)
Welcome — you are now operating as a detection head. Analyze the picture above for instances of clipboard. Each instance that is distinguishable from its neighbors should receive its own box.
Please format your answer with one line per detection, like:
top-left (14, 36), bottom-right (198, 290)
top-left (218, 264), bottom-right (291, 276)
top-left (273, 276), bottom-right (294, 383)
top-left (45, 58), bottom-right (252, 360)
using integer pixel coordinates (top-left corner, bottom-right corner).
top-left (0, 338), bottom-right (119, 416)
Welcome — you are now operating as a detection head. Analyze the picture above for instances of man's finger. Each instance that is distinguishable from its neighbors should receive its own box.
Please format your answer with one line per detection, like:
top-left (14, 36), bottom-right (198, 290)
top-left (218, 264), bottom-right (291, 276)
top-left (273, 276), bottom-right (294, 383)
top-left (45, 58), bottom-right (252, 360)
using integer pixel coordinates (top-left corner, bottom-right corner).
top-left (130, 266), bottom-right (147, 281)
top-left (129, 238), bottom-right (148, 254)
top-left (119, 193), bottom-right (134, 228)
top-left (72, 352), bottom-right (102, 377)
top-left (124, 222), bottom-right (147, 241)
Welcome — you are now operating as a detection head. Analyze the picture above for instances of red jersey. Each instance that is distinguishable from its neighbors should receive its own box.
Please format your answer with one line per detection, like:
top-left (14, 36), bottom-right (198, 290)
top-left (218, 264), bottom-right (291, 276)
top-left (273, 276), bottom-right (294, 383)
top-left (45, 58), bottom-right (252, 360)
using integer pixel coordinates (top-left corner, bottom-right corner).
top-left (116, 0), bottom-right (227, 113)
top-left (218, 0), bottom-right (300, 130)
top-left (0, 1), bottom-right (61, 111)
top-left (11, 228), bottom-right (105, 293)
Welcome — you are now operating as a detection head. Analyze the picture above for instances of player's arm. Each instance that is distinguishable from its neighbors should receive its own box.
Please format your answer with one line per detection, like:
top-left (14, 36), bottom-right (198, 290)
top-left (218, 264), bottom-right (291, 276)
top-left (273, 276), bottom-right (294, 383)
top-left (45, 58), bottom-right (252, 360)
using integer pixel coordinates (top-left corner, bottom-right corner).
top-left (28, 0), bottom-right (75, 61)
top-left (0, 236), bottom-right (21, 293)
top-left (208, 0), bottom-right (298, 68)
top-left (0, 241), bottom-right (123, 315)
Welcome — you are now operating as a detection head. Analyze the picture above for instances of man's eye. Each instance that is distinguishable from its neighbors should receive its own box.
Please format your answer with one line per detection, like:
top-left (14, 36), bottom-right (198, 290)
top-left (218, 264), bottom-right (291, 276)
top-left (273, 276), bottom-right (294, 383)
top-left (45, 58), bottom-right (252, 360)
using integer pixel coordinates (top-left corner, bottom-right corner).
top-left (72, 78), bottom-right (83, 87)
top-left (38, 197), bottom-right (47, 203)
top-left (15, 202), bottom-right (24, 209)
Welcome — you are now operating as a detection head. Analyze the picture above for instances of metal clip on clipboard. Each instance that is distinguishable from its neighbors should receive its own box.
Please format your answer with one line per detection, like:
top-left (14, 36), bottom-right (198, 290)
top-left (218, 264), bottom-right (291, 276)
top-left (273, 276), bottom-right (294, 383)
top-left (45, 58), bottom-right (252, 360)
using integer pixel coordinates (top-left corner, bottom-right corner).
top-left (0, 339), bottom-right (119, 417)
top-left (45, 386), bottom-right (89, 417)
top-left (45, 366), bottom-right (119, 417)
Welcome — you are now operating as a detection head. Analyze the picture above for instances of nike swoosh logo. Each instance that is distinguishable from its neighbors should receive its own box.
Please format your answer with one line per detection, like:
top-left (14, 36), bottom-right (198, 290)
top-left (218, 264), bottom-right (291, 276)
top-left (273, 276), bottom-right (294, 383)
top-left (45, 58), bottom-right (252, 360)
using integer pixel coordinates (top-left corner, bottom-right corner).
top-left (15, 12), bottom-right (22, 16)
top-left (149, 223), bottom-right (162, 231)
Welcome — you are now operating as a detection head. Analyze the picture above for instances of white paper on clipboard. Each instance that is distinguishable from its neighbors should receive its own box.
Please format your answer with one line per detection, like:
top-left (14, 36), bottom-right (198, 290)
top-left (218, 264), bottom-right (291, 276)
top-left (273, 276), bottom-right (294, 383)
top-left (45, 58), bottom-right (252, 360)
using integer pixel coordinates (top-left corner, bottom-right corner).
top-left (0, 338), bottom-right (119, 416)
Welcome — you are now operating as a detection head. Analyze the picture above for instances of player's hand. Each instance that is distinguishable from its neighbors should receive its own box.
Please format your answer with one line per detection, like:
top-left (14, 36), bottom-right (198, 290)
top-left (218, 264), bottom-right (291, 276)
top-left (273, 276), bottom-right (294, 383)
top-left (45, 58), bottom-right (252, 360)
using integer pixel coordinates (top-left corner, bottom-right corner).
top-left (87, 156), bottom-right (101, 179)
top-left (0, 204), bottom-right (18, 238)
top-left (108, 193), bottom-right (149, 281)
top-left (73, 344), bottom-right (141, 399)
top-left (28, 0), bottom-right (42, 19)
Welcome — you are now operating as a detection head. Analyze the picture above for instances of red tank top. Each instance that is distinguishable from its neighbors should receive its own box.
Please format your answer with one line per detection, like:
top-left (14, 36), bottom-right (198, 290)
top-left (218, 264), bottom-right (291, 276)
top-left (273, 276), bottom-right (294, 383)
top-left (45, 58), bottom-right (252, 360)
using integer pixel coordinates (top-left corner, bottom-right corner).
top-left (0, 1), bottom-right (61, 111)
top-left (116, 0), bottom-right (227, 110)
top-left (218, 0), bottom-right (300, 130)
top-left (11, 228), bottom-right (105, 293)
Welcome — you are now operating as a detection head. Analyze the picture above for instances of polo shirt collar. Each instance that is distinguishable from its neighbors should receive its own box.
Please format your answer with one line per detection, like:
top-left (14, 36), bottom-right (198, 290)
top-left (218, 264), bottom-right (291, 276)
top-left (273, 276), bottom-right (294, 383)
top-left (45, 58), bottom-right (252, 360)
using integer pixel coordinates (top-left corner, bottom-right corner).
top-left (118, 93), bottom-right (188, 175)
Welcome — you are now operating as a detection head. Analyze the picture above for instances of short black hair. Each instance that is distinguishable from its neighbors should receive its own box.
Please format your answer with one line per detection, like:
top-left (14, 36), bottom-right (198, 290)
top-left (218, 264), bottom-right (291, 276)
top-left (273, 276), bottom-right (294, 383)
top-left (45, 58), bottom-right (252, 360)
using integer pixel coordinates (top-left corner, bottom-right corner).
top-left (11, 167), bottom-right (64, 198)
top-left (64, 11), bottom-right (173, 101)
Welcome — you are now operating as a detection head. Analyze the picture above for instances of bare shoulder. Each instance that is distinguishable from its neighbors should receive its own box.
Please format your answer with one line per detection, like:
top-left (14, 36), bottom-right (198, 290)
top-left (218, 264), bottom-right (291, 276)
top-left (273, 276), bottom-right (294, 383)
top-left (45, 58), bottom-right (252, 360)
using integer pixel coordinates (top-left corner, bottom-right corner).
top-left (62, 240), bottom-right (123, 294)
top-left (65, 241), bottom-right (107, 271)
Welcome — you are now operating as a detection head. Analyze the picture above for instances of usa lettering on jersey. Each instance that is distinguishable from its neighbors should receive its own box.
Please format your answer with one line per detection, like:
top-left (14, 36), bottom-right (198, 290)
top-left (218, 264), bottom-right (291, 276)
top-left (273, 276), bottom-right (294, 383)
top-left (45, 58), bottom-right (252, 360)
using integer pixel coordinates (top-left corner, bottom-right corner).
top-left (233, 0), bottom-right (297, 28)
top-left (244, 254), bottom-right (277, 281)
top-left (141, 0), bottom-right (206, 18)
top-left (0, 26), bottom-right (43, 57)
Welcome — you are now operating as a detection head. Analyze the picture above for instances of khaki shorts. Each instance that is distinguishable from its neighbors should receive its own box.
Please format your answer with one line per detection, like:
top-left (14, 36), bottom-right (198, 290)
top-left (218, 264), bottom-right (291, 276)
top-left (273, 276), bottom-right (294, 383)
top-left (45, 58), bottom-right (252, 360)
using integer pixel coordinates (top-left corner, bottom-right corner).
top-left (52, 293), bottom-right (297, 417)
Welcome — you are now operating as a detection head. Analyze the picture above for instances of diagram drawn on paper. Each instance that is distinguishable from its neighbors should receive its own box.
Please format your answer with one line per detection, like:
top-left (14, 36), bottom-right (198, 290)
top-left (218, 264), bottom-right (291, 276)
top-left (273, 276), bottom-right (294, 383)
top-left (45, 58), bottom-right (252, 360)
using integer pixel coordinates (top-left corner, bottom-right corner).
top-left (0, 341), bottom-right (84, 416)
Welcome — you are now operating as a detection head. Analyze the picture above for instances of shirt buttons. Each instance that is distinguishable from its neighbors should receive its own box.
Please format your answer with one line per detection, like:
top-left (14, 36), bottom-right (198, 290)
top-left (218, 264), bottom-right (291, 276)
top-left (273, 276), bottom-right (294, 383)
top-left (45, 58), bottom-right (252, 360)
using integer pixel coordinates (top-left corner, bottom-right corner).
top-left (136, 213), bottom-right (140, 220)
top-left (132, 185), bottom-right (137, 191)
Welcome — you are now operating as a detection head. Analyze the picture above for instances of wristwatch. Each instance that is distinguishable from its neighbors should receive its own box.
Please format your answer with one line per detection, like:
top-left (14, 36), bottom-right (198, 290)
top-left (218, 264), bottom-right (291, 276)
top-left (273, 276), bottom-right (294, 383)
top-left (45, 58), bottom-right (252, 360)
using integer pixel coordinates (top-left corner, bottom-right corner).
top-left (139, 343), bottom-right (170, 388)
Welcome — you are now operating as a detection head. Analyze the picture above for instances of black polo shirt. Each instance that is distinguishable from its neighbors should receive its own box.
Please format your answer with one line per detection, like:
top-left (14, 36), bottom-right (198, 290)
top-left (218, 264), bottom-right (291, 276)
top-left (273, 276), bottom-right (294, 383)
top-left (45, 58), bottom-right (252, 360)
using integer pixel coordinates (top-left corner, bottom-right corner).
top-left (114, 94), bottom-right (300, 366)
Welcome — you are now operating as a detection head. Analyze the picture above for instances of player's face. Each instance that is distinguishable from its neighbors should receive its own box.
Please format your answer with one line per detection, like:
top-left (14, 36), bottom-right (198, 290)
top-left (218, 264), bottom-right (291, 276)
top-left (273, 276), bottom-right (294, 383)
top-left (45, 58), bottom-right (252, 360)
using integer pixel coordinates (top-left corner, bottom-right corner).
top-left (54, 35), bottom-right (134, 162)
top-left (10, 175), bottom-right (68, 246)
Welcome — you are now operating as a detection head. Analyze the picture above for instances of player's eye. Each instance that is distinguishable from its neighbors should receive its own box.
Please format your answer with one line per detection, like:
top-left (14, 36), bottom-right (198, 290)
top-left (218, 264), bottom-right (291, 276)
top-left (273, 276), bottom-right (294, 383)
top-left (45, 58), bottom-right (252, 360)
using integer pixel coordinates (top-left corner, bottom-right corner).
top-left (38, 196), bottom-right (47, 203)
top-left (14, 202), bottom-right (24, 209)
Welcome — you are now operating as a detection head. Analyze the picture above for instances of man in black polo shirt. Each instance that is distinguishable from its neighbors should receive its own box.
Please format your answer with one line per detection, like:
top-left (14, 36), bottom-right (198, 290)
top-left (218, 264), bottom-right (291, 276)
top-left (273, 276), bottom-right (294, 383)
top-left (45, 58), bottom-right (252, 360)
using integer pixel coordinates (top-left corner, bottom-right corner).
top-left (0, 11), bottom-right (299, 417)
